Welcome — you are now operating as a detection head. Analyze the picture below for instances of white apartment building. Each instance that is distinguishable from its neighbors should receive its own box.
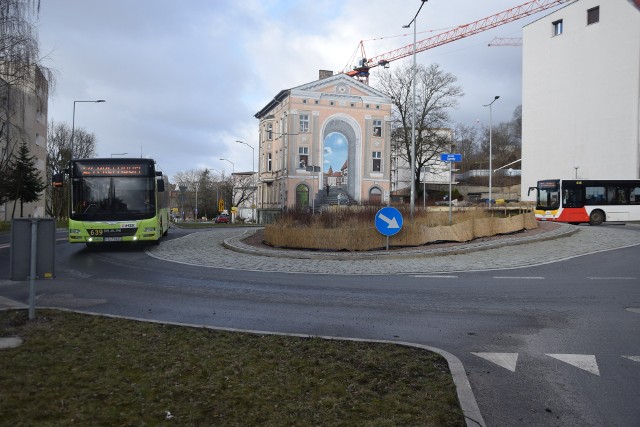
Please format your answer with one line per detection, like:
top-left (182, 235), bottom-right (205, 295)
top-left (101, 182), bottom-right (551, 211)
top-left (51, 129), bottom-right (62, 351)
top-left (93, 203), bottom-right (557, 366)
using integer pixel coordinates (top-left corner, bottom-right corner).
top-left (521, 0), bottom-right (640, 200)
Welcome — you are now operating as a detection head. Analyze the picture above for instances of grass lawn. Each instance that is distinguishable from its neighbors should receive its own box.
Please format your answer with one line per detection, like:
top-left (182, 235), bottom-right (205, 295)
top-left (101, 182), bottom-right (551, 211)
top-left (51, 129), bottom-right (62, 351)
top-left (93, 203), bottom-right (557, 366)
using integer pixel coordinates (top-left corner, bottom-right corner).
top-left (0, 310), bottom-right (464, 426)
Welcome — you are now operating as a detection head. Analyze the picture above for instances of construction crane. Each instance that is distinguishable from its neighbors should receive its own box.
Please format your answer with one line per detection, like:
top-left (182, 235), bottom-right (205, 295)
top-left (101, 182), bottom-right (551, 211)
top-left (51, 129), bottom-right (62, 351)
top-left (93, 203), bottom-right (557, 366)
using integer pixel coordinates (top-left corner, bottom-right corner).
top-left (488, 37), bottom-right (523, 46)
top-left (344, 0), bottom-right (569, 83)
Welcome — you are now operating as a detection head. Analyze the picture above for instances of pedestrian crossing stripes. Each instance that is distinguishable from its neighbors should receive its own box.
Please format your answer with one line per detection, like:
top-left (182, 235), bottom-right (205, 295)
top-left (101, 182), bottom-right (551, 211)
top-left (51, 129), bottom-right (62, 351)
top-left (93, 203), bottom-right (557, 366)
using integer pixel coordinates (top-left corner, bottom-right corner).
top-left (472, 352), bottom-right (640, 375)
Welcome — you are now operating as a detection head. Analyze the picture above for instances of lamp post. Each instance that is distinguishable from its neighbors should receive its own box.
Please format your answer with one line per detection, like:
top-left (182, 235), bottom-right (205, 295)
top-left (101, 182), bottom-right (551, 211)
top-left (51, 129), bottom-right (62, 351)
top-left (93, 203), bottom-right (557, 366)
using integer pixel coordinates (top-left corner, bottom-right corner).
top-left (403, 0), bottom-right (428, 219)
top-left (205, 168), bottom-right (223, 214)
top-left (236, 140), bottom-right (256, 222)
top-left (220, 158), bottom-right (235, 219)
top-left (483, 95), bottom-right (499, 207)
top-left (220, 158), bottom-right (235, 174)
top-left (71, 100), bottom-right (105, 159)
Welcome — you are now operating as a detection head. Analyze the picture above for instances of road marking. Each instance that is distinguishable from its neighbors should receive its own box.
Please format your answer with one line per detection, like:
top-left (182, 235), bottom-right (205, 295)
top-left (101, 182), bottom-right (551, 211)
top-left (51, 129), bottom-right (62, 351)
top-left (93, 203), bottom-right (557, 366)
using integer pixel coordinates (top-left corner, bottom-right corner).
top-left (626, 308), bottom-right (640, 314)
top-left (546, 354), bottom-right (600, 376)
top-left (413, 275), bottom-right (458, 278)
top-left (622, 356), bottom-right (640, 363)
top-left (0, 243), bottom-right (9, 250)
top-left (0, 296), bottom-right (27, 309)
top-left (493, 276), bottom-right (544, 280)
top-left (587, 277), bottom-right (636, 280)
top-left (471, 352), bottom-right (518, 372)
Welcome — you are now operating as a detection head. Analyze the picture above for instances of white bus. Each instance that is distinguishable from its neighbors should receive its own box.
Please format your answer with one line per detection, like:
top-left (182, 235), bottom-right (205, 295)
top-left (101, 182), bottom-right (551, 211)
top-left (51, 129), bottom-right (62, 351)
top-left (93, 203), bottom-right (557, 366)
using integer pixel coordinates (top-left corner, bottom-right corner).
top-left (529, 179), bottom-right (640, 225)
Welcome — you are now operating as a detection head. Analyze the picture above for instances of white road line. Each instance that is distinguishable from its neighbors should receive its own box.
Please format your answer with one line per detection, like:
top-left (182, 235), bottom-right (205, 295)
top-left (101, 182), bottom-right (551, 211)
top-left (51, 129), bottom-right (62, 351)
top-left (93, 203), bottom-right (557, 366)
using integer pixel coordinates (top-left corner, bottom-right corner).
top-left (413, 275), bottom-right (458, 278)
top-left (0, 296), bottom-right (27, 309)
top-left (622, 356), bottom-right (640, 363)
top-left (626, 308), bottom-right (640, 314)
top-left (493, 276), bottom-right (545, 280)
top-left (472, 352), bottom-right (518, 372)
top-left (546, 354), bottom-right (600, 376)
top-left (587, 277), bottom-right (636, 280)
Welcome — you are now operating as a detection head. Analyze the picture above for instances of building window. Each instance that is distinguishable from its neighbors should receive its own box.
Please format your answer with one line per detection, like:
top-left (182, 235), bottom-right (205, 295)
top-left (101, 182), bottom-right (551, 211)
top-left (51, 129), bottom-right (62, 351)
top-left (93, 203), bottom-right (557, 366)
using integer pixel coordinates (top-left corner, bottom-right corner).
top-left (302, 99), bottom-right (307, 104)
top-left (330, 101), bottom-right (335, 106)
top-left (267, 153), bottom-right (272, 172)
top-left (314, 100), bottom-right (319, 104)
top-left (298, 147), bottom-right (309, 169)
top-left (373, 120), bottom-right (382, 137)
top-left (552, 19), bottom-right (563, 36)
top-left (587, 6), bottom-right (599, 25)
top-left (372, 151), bottom-right (381, 172)
top-left (299, 114), bottom-right (309, 133)
top-left (365, 104), bottom-right (370, 108)
top-left (266, 123), bottom-right (273, 140)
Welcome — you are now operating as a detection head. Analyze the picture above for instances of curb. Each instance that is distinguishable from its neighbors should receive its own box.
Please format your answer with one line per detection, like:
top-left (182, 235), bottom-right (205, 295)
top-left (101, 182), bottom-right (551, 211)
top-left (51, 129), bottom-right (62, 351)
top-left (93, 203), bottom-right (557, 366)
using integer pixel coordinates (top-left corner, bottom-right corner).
top-left (223, 223), bottom-right (579, 261)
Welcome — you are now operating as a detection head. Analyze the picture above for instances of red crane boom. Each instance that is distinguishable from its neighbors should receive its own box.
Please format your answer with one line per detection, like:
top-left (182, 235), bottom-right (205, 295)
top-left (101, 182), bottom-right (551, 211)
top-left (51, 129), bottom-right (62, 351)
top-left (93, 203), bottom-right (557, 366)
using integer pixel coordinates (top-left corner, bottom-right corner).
top-left (345, 0), bottom-right (569, 80)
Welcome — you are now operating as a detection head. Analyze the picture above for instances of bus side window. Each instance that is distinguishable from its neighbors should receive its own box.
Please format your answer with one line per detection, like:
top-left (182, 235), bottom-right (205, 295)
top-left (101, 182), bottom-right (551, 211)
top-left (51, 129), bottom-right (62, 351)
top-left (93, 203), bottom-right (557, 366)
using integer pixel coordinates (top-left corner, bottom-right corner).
top-left (632, 187), bottom-right (640, 204)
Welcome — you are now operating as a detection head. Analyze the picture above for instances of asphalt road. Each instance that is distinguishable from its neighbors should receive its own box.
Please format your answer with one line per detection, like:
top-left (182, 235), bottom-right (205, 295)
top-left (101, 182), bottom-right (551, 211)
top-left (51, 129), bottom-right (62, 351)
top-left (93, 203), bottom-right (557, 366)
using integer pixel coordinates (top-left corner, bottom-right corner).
top-left (1, 224), bottom-right (639, 426)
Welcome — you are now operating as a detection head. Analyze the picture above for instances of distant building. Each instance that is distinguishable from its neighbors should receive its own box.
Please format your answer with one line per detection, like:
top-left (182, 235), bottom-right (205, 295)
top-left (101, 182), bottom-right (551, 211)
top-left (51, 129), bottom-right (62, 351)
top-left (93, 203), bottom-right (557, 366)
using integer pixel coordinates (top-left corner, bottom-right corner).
top-left (521, 0), bottom-right (640, 200)
top-left (391, 128), bottom-right (454, 192)
top-left (0, 65), bottom-right (49, 219)
top-left (254, 71), bottom-right (392, 220)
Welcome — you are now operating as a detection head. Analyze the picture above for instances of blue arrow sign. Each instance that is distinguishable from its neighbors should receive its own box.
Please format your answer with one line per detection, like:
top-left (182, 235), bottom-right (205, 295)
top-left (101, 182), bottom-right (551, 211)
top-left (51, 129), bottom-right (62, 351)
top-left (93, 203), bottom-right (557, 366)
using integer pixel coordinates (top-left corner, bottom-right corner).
top-left (375, 207), bottom-right (403, 236)
top-left (440, 153), bottom-right (462, 162)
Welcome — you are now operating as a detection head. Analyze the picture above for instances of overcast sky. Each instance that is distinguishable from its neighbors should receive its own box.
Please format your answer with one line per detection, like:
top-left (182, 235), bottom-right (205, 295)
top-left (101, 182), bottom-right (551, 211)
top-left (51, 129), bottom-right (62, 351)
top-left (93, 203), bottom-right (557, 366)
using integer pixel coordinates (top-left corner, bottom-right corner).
top-left (37, 0), bottom-right (564, 181)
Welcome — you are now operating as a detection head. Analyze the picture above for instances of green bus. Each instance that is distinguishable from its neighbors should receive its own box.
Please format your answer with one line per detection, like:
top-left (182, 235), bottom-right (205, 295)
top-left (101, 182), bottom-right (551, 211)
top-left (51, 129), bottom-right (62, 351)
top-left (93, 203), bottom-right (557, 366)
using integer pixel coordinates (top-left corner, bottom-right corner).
top-left (57, 158), bottom-right (169, 246)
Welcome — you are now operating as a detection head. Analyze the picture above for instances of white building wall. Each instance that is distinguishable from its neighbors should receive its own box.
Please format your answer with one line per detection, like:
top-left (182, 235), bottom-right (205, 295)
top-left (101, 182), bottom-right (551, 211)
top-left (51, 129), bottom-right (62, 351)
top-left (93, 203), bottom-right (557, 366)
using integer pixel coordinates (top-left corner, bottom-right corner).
top-left (521, 0), bottom-right (640, 200)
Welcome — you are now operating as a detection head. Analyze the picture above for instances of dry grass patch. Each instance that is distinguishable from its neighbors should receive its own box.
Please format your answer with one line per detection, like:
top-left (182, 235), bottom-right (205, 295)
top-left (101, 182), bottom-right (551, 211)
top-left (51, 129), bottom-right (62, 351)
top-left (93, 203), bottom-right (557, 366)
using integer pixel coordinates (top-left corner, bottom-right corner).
top-left (0, 309), bottom-right (465, 426)
top-left (266, 207), bottom-right (536, 251)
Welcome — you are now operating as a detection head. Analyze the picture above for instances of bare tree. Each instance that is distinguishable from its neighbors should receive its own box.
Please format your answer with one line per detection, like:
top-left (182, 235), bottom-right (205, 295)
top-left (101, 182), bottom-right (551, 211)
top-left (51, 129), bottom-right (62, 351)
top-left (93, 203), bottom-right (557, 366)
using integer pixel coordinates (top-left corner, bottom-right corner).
top-left (453, 123), bottom-right (481, 174)
top-left (376, 63), bottom-right (463, 196)
top-left (231, 172), bottom-right (255, 211)
top-left (45, 120), bottom-right (97, 218)
top-left (479, 105), bottom-right (522, 171)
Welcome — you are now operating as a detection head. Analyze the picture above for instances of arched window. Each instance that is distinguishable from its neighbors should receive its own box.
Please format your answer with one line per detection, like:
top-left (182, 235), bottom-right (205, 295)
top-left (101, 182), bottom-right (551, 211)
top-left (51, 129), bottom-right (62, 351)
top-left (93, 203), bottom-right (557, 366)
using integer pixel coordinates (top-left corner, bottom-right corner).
top-left (296, 184), bottom-right (309, 209)
top-left (369, 187), bottom-right (382, 204)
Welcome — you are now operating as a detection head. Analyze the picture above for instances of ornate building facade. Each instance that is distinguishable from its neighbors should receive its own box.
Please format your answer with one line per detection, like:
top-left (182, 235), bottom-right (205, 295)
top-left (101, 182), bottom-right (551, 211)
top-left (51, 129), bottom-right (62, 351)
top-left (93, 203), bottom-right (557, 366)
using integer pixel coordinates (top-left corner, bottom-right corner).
top-left (254, 72), bottom-right (392, 220)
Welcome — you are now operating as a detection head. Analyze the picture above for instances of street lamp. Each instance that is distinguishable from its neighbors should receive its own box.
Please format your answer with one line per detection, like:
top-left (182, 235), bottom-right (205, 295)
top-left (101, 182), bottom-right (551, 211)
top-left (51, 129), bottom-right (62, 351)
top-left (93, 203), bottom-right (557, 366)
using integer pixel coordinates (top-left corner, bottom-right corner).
top-left (236, 140), bottom-right (256, 222)
top-left (483, 95), bottom-right (500, 207)
top-left (205, 168), bottom-right (223, 212)
top-left (71, 99), bottom-right (105, 159)
top-left (403, 0), bottom-right (428, 219)
top-left (220, 158), bottom-right (234, 174)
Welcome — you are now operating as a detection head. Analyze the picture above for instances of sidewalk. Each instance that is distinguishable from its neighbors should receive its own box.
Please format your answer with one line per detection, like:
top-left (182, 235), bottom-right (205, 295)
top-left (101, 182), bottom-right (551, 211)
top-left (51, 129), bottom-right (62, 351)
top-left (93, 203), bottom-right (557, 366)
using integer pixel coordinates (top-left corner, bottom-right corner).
top-left (147, 222), bottom-right (640, 275)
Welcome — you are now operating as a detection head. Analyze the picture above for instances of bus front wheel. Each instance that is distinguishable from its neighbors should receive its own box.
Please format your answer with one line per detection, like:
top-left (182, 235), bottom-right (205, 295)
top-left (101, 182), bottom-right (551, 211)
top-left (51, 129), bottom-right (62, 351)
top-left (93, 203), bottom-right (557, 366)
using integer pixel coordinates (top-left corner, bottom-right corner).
top-left (589, 210), bottom-right (605, 226)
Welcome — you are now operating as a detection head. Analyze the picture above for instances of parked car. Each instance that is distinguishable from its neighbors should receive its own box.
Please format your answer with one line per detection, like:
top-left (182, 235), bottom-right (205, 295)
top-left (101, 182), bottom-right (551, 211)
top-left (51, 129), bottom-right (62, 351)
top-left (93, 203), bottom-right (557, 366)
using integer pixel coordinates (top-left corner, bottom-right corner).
top-left (215, 214), bottom-right (230, 224)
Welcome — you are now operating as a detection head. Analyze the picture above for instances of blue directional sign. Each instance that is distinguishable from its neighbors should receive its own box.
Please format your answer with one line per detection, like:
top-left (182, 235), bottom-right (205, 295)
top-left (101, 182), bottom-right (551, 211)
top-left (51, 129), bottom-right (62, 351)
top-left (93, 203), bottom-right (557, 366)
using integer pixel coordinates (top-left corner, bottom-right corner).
top-left (375, 207), bottom-right (403, 236)
top-left (440, 153), bottom-right (462, 162)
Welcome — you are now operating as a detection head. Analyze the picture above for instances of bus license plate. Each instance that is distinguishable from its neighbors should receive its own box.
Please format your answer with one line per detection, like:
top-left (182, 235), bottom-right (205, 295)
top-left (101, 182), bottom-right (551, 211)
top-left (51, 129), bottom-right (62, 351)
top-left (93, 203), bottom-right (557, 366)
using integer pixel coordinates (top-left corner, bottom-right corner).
top-left (104, 237), bottom-right (122, 242)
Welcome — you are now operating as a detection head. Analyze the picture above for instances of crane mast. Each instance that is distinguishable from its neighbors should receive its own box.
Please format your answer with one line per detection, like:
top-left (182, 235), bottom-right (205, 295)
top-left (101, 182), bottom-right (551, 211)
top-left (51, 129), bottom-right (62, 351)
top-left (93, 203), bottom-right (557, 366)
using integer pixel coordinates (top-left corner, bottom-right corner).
top-left (345, 0), bottom-right (569, 82)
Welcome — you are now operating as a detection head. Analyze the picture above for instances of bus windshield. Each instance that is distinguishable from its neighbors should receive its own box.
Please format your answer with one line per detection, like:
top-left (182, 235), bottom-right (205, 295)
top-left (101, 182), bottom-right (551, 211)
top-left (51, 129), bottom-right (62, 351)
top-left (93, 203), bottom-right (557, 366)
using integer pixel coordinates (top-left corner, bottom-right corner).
top-left (71, 176), bottom-right (156, 221)
top-left (536, 180), bottom-right (560, 210)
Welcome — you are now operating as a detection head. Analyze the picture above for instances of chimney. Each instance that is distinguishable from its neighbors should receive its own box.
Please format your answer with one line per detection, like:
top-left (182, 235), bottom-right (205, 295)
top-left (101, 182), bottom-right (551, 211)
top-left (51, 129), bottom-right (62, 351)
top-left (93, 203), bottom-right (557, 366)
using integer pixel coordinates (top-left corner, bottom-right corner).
top-left (319, 70), bottom-right (333, 80)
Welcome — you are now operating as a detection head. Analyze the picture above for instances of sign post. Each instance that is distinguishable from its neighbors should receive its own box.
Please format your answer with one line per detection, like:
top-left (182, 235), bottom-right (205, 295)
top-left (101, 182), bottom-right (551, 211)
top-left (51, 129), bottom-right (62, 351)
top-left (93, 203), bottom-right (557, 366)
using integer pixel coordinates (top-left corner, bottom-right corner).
top-left (375, 207), bottom-right (403, 250)
top-left (440, 153), bottom-right (463, 224)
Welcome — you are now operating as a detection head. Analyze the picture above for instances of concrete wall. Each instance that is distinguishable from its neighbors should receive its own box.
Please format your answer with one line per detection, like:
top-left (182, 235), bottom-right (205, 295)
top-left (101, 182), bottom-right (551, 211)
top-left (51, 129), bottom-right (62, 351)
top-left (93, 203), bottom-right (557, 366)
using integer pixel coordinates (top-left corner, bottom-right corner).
top-left (521, 0), bottom-right (640, 200)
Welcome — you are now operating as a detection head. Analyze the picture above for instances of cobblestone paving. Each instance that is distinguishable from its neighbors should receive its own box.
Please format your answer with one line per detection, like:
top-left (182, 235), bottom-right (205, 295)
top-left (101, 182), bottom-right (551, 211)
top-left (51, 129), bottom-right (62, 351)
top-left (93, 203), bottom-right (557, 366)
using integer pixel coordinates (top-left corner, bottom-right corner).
top-left (146, 224), bottom-right (640, 275)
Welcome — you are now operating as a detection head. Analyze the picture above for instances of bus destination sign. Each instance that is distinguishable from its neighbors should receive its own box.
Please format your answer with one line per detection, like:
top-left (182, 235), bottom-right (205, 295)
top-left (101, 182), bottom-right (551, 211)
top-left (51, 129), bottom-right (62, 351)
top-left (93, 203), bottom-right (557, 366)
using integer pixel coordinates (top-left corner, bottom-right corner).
top-left (77, 163), bottom-right (149, 177)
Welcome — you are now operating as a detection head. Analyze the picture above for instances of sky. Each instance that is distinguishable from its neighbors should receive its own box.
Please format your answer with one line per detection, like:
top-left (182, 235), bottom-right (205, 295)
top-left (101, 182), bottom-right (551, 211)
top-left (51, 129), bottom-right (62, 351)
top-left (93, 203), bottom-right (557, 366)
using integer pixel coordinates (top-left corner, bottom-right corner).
top-left (36, 0), bottom-right (566, 182)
